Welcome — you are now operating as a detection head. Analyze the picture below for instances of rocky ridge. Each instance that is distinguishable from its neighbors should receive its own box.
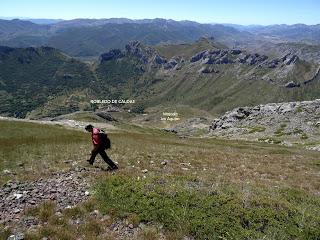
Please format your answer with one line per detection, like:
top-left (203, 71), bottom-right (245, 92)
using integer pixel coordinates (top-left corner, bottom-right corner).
top-left (99, 39), bottom-right (319, 88)
top-left (209, 99), bottom-right (320, 149)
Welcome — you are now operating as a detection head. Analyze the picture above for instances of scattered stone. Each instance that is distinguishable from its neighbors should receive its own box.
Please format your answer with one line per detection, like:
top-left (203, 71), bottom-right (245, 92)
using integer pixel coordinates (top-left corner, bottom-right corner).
top-left (13, 193), bottom-right (23, 199)
top-left (101, 215), bottom-right (111, 221)
top-left (142, 169), bottom-right (148, 173)
top-left (161, 161), bottom-right (167, 166)
top-left (7, 232), bottom-right (24, 240)
top-left (3, 169), bottom-right (11, 174)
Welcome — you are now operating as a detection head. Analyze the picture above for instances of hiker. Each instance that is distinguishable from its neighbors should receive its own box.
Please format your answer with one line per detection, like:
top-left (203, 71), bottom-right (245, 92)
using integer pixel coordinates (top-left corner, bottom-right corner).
top-left (85, 124), bottom-right (118, 170)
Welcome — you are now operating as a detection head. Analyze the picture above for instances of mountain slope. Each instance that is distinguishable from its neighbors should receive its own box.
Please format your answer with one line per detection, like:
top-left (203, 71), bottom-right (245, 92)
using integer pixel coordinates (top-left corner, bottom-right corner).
top-left (95, 39), bottom-right (320, 114)
top-left (0, 46), bottom-right (96, 117)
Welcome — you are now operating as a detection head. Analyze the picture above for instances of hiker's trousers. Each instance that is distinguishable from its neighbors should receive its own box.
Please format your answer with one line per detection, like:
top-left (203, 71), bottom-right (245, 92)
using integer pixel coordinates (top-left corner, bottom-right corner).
top-left (90, 144), bottom-right (117, 168)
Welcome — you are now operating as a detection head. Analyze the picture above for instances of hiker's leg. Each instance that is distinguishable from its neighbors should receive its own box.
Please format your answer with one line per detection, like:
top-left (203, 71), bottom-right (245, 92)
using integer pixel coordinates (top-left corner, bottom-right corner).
top-left (99, 149), bottom-right (118, 169)
top-left (89, 145), bottom-right (99, 163)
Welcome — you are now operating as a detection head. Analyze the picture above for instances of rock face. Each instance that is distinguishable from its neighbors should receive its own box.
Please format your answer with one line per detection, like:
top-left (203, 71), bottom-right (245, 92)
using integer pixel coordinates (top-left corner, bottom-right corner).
top-left (189, 48), bottom-right (300, 70)
top-left (125, 40), bottom-right (166, 65)
top-left (100, 49), bottom-right (124, 62)
top-left (209, 99), bottom-right (320, 148)
top-left (199, 66), bottom-right (219, 74)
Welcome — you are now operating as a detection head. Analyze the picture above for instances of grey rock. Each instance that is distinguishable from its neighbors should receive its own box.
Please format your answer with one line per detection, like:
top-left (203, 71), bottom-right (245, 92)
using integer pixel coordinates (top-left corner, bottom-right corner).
top-left (199, 66), bottom-right (218, 74)
top-left (164, 58), bottom-right (178, 69)
top-left (95, 111), bottom-right (117, 121)
top-left (209, 99), bottom-right (320, 150)
top-left (284, 81), bottom-right (300, 88)
top-left (230, 49), bottom-right (242, 55)
top-left (190, 50), bottom-right (208, 62)
top-left (7, 233), bottom-right (24, 240)
top-left (100, 49), bottom-right (124, 62)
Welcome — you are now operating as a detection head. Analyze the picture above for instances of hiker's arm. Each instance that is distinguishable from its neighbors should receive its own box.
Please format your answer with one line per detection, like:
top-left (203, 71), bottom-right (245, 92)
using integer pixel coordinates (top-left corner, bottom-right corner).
top-left (91, 144), bottom-right (99, 154)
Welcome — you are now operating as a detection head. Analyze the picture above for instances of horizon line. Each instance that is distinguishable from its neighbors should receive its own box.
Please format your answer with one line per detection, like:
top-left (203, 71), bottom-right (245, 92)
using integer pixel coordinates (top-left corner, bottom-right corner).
top-left (0, 16), bottom-right (319, 27)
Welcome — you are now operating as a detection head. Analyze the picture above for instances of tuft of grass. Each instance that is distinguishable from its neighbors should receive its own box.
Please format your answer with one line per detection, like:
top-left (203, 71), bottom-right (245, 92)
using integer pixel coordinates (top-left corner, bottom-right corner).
top-left (301, 133), bottom-right (308, 140)
top-left (258, 137), bottom-right (282, 144)
top-left (24, 200), bottom-right (111, 240)
top-left (293, 128), bottom-right (304, 134)
top-left (274, 123), bottom-right (288, 137)
top-left (137, 226), bottom-right (161, 240)
top-left (0, 227), bottom-right (11, 240)
top-left (295, 106), bottom-right (304, 113)
top-left (26, 201), bottom-right (56, 223)
top-left (248, 126), bottom-right (266, 134)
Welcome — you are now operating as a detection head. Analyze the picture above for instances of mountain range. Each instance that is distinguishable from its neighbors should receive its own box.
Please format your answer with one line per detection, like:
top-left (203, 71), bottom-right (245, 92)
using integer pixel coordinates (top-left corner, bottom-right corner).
top-left (0, 18), bottom-right (320, 58)
top-left (1, 36), bottom-right (320, 119)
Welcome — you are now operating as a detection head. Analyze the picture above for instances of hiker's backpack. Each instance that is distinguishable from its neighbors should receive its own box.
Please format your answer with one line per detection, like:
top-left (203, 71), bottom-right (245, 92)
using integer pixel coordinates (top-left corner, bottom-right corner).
top-left (99, 130), bottom-right (111, 149)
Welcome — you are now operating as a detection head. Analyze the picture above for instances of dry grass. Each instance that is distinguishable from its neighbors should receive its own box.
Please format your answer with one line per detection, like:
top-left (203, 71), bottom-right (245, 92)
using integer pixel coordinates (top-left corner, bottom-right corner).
top-left (109, 131), bottom-right (320, 195)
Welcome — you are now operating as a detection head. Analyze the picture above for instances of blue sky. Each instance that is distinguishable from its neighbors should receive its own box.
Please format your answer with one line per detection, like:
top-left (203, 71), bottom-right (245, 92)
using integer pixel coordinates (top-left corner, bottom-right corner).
top-left (1, 0), bottom-right (319, 25)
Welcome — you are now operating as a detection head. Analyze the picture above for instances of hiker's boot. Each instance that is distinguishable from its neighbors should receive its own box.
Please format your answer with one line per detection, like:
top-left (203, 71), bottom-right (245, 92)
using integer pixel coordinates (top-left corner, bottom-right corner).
top-left (107, 165), bottom-right (118, 171)
top-left (86, 159), bottom-right (93, 165)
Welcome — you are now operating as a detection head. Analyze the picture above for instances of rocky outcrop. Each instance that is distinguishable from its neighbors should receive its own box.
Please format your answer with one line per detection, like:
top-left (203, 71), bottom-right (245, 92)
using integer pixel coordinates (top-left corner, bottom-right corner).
top-left (125, 41), bottom-right (164, 65)
top-left (151, 54), bottom-right (167, 65)
top-left (199, 66), bottom-right (219, 74)
top-left (284, 81), bottom-right (300, 88)
top-left (303, 66), bottom-right (320, 85)
top-left (163, 117), bottom-right (211, 137)
top-left (283, 66), bottom-right (320, 88)
top-left (99, 41), bottom-right (171, 68)
top-left (164, 58), bottom-right (179, 70)
top-left (209, 99), bottom-right (320, 148)
top-left (191, 50), bottom-right (208, 62)
top-left (100, 49), bottom-right (124, 62)
top-left (96, 111), bottom-right (117, 121)
top-left (189, 48), bottom-right (301, 70)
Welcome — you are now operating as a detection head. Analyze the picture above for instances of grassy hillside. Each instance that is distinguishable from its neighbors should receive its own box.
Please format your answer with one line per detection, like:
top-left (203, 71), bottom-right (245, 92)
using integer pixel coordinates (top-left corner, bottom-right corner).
top-left (1, 120), bottom-right (319, 239)
top-left (155, 37), bottom-right (227, 59)
top-left (0, 46), bottom-right (96, 118)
